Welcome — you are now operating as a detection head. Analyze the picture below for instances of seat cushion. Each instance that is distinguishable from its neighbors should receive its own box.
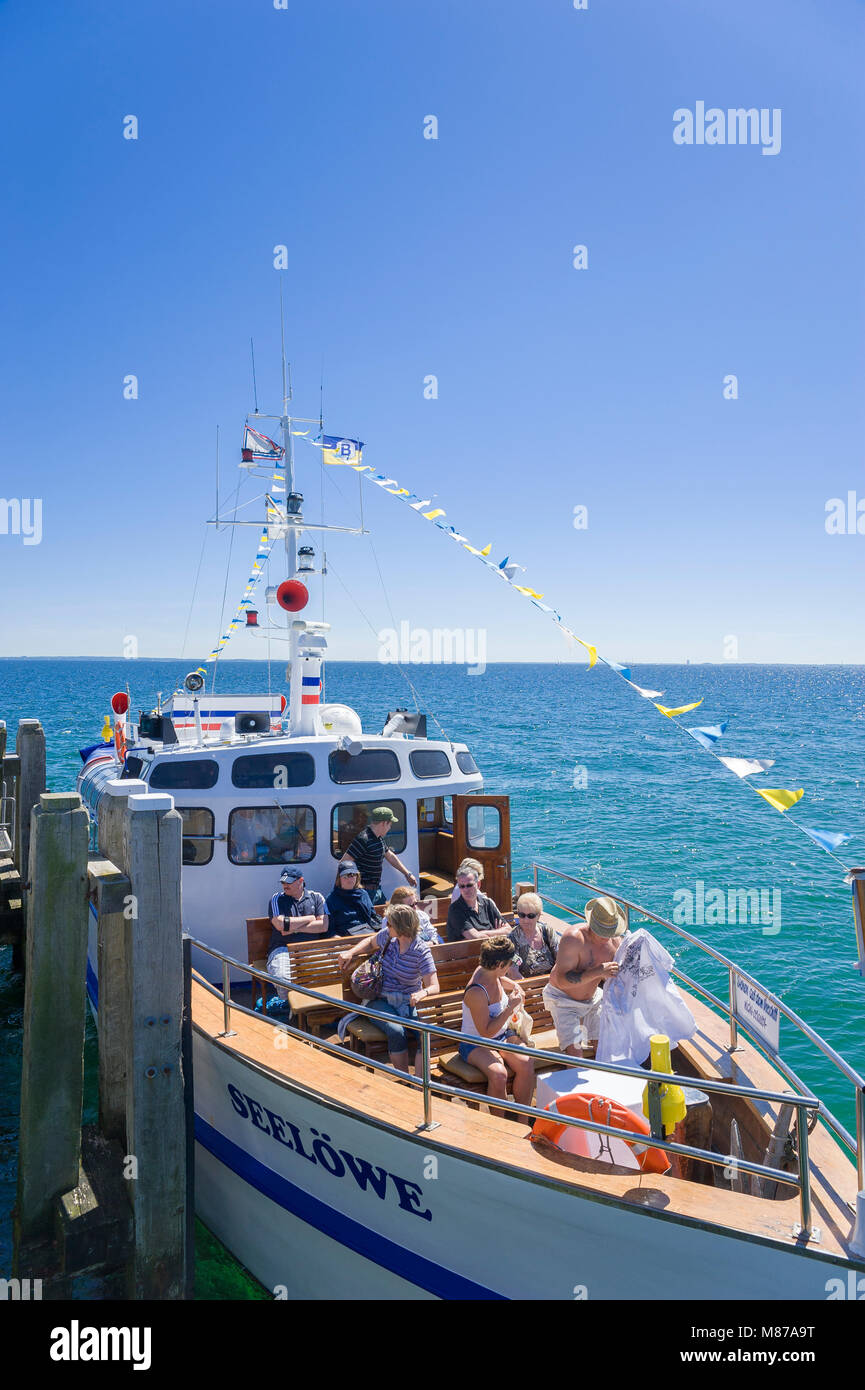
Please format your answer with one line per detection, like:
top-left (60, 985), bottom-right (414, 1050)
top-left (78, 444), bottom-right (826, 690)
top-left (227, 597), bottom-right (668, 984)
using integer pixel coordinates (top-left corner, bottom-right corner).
top-left (287, 982), bottom-right (345, 1015)
top-left (436, 1050), bottom-right (486, 1085)
top-left (346, 1017), bottom-right (388, 1045)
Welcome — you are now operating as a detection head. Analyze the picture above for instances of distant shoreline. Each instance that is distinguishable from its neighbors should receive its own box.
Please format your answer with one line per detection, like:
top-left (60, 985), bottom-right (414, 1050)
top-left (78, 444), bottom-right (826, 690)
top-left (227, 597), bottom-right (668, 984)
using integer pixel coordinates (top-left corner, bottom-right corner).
top-left (1, 658), bottom-right (863, 668)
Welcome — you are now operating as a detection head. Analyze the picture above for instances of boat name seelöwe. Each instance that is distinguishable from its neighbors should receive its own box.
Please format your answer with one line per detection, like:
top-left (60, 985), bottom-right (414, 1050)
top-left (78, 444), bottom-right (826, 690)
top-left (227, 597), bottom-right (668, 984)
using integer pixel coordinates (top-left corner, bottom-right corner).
top-left (227, 1085), bottom-right (433, 1220)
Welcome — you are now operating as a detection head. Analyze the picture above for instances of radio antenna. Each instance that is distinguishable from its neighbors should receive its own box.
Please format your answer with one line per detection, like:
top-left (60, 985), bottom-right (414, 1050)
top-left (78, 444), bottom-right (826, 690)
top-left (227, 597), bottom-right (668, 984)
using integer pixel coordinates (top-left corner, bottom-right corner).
top-left (279, 278), bottom-right (292, 409)
top-left (250, 337), bottom-right (260, 414)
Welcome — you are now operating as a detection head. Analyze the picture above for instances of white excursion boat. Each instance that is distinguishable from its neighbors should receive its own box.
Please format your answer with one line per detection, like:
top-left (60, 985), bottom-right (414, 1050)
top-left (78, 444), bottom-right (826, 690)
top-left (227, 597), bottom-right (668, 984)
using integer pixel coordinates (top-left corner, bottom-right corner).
top-left (77, 353), bottom-right (865, 1301)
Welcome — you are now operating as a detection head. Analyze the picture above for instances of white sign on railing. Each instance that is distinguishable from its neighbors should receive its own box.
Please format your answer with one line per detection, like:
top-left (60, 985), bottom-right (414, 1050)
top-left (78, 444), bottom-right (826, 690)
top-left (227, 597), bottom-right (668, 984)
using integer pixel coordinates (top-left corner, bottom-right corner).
top-left (734, 974), bottom-right (780, 1054)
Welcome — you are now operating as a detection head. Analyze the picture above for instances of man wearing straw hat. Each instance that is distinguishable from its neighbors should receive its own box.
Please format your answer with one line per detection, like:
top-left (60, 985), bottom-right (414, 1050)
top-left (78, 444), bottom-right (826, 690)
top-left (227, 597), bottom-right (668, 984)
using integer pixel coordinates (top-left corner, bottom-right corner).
top-left (543, 896), bottom-right (626, 1057)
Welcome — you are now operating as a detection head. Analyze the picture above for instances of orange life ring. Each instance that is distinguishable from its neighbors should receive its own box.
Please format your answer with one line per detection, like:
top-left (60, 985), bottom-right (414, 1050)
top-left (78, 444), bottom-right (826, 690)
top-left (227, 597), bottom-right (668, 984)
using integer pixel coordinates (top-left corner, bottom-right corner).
top-left (529, 1091), bottom-right (671, 1175)
top-left (114, 719), bottom-right (127, 762)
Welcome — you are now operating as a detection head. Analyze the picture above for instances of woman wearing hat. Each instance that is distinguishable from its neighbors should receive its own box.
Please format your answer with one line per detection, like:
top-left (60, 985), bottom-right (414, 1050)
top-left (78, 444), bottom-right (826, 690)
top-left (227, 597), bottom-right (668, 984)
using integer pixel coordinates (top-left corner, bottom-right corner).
top-left (543, 896), bottom-right (626, 1057)
top-left (325, 862), bottom-right (380, 937)
top-left (346, 806), bottom-right (417, 904)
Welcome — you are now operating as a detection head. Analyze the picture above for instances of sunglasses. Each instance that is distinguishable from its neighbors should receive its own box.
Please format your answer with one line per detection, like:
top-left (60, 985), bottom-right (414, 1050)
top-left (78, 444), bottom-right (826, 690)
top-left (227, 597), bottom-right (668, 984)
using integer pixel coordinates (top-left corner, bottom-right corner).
top-left (340, 871), bottom-right (359, 877)
top-left (516, 911), bottom-right (539, 919)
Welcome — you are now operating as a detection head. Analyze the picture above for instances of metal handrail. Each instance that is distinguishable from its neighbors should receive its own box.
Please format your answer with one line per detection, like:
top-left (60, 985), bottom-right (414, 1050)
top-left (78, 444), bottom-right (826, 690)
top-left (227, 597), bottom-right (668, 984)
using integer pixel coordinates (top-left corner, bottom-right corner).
top-left (184, 934), bottom-right (830, 1238)
top-left (532, 861), bottom-right (865, 1190)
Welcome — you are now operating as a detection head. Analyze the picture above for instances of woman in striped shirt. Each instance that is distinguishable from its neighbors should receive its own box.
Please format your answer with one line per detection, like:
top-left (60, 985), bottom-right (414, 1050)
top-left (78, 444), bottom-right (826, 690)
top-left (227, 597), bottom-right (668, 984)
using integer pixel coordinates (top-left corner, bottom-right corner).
top-left (338, 905), bottom-right (439, 1073)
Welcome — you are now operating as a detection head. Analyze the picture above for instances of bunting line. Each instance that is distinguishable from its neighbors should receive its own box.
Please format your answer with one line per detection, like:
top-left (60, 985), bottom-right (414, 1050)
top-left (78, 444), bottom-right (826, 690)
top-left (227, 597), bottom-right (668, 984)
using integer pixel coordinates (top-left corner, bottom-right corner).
top-left (296, 433), bottom-right (855, 869)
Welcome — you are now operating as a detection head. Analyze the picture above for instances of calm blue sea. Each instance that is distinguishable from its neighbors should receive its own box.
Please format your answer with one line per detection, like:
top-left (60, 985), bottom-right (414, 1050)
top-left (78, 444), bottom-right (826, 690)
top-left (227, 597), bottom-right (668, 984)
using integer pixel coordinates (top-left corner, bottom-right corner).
top-left (2, 659), bottom-right (864, 1292)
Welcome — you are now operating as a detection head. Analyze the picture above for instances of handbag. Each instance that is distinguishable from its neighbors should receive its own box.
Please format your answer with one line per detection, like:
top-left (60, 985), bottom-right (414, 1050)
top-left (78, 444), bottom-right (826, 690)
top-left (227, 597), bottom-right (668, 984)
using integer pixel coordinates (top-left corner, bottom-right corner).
top-left (350, 936), bottom-right (391, 1002)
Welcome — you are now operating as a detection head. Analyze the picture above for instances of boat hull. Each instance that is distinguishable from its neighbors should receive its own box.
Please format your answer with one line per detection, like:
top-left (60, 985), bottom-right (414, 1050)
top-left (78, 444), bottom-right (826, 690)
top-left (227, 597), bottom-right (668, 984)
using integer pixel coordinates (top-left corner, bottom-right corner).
top-left (192, 1027), bottom-right (861, 1301)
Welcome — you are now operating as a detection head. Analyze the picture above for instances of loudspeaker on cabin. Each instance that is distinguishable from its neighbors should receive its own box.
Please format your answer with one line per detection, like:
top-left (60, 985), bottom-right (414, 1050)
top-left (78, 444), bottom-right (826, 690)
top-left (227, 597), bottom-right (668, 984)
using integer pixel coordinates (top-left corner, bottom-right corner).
top-left (235, 711), bottom-right (270, 735)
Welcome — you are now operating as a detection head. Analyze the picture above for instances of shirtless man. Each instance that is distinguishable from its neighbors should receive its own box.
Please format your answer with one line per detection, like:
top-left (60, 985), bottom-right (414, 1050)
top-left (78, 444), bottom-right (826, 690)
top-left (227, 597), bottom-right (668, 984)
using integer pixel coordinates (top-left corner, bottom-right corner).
top-left (543, 896), bottom-right (627, 1056)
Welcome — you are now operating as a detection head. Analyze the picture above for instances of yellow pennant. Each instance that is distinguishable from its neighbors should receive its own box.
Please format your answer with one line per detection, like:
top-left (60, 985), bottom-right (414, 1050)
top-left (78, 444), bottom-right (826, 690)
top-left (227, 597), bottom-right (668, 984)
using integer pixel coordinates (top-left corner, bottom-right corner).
top-left (513, 585), bottom-right (544, 599)
top-left (423, 508), bottom-right (445, 520)
top-left (654, 699), bottom-right (703, 718)
top-left (756, 788), bottom-right (804, 814)
top-left (575, 637), bottom-right (598, 667)
top-left (464, 542), bottom-right (492, 557)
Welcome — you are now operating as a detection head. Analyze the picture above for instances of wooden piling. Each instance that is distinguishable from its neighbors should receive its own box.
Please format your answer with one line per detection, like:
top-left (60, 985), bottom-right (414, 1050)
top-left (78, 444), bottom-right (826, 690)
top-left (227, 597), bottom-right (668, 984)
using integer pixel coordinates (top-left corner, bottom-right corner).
top-left (123, 791), bottom-right (187, 1300)
top-left (96, 780), bottom-right (146, 1142)
top-left (15, 719), bottom-right (46, 915)
top-left (15, 792), bottom-right (90, 1246)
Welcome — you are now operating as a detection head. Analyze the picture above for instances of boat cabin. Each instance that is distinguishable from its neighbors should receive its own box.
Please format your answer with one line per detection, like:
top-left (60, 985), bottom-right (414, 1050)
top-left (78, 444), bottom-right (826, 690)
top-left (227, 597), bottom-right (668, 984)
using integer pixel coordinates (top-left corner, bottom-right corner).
top-left (79, 695), bottom-right (513, 976)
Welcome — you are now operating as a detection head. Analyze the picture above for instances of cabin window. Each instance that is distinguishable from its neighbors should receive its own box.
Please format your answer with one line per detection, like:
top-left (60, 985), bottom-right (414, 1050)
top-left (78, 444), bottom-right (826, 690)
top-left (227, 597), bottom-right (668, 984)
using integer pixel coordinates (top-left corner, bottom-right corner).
top-left (331, 799), bottom-right (407, 858)
top-left (227, 806), bottom-right (315, 865)
top-left (465, 804), bottom-right (501, 850)
top-left (456, 751), bottom-right (479, 775)
top-left (442, 795), bottom-right (453, 826)
top-left (180, 807), bottom-right (215, 865)
top-left (150, 758), bottom-right (219, 790)
top-left (122, 755), bottom-right (144, 780)
top-left (409, 749), bottom-right (452, 779)
top-left (231, 751), bottom-right (315, 789)
top-left (328, 748), bottom-right (401, 784)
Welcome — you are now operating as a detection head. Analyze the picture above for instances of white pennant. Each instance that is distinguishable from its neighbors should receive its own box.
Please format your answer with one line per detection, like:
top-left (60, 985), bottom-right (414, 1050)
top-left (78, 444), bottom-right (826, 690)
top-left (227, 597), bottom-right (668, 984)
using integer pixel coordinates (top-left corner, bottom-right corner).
top-left (718, 756), bottom-right (775, 778)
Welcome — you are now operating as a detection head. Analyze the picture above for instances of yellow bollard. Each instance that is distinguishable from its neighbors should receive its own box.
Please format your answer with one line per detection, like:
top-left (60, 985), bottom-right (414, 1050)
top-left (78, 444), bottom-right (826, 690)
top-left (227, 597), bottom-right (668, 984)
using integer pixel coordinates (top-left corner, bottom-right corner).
top-left (642, 1034), bottom-right (687, 1134)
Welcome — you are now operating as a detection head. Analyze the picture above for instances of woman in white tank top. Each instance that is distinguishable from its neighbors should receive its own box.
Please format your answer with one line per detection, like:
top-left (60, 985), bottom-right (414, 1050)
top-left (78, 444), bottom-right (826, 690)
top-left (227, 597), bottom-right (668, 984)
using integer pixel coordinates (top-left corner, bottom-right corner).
top-left (460, 935), bottom-right (535, 1109)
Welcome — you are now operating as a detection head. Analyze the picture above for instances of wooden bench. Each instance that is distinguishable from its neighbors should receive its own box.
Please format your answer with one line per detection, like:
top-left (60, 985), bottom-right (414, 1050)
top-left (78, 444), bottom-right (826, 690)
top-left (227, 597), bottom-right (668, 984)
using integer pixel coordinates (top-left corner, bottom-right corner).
top-left (339, 939), bottom-right (482, 1049)
top-left (346, 973), bottom-right (573, 1098)
top-left (434, 974), bottom-right (571, 1092)
top-left (420, 869), bottom-right (455, 899)
top-left (245, 919), bottom-right (361, 1031)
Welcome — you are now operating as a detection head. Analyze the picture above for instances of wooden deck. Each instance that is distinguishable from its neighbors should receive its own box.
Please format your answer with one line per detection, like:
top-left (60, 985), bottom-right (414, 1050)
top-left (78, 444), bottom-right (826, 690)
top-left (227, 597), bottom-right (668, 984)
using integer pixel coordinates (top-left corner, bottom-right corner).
top-left (192, 976), bottom-right (861, 1262)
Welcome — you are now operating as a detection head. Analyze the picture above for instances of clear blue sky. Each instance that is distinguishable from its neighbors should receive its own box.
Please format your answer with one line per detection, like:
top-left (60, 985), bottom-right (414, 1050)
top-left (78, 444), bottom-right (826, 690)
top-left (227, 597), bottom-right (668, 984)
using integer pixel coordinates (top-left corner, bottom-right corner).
top-left (0, 0), bottom-right (862, 663)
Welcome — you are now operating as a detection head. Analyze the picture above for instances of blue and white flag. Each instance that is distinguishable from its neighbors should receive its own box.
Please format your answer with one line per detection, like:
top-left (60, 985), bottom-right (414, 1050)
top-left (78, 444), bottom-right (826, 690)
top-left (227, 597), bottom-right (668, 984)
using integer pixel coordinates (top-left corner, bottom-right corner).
top-left (687, 723), bottom-right (728, 750)
top-left (801, 828), bottom-right (853, 854)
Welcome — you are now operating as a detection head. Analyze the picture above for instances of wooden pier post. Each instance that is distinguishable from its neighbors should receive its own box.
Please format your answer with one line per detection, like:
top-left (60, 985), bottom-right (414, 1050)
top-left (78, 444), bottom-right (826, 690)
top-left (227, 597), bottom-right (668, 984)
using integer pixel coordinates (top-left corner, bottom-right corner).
top-left (15, 718), bottom-right (46, 920)
top-left (123, 791), bottom-right (187, 1300)
top-left (15, 792), bottom-right (90, 1245)
top-left (96, 779), bottom-right (146, 1141)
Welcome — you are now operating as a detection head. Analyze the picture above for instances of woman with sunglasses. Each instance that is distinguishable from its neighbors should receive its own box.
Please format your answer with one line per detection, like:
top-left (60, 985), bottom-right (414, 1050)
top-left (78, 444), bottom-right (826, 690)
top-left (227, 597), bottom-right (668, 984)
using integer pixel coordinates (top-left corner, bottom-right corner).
top-left (508, 892), bottom-right (559, 977)
top-left (325, 861), bottom-right (380, 937)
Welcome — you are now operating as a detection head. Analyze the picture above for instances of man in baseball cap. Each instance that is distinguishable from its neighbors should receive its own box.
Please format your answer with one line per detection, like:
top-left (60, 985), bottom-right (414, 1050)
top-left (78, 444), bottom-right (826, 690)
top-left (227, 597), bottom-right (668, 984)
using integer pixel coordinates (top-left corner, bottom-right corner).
top-left (266, 867), bottom-right (329, 1002)
top-left (346, 806), bottom-right (416, 904)
top-left (543, 896), bottom-right (626, 1056)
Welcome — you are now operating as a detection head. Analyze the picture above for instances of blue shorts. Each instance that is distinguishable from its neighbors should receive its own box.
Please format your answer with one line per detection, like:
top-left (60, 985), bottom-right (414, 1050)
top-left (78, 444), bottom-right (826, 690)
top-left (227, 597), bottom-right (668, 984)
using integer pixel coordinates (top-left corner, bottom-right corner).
top-left (458, 1032), bottom-right (516, 1063)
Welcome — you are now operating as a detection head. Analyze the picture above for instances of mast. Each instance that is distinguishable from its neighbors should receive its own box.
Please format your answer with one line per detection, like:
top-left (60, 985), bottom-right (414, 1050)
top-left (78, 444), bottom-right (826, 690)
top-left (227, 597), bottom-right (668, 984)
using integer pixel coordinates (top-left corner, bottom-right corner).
top-left (278, 280), bottom-right (328, 738)
top-left (203, 283), bottom-right (367, 729)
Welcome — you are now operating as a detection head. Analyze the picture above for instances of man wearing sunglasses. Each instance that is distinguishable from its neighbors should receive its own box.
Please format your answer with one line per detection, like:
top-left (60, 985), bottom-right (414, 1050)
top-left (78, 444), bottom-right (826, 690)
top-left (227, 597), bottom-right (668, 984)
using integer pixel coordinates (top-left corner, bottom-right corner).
top-left (446, 867), bottom-right (503, 942)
